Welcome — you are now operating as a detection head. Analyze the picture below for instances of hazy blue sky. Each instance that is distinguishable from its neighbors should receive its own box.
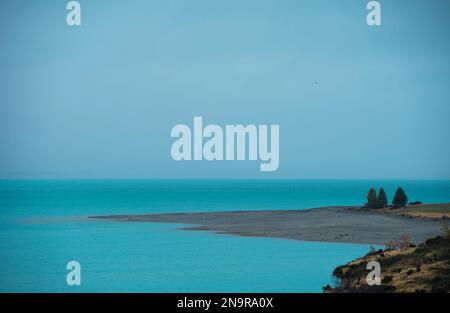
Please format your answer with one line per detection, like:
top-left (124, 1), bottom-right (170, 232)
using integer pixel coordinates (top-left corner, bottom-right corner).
top-left (1, 0), bottom-right (449, 179)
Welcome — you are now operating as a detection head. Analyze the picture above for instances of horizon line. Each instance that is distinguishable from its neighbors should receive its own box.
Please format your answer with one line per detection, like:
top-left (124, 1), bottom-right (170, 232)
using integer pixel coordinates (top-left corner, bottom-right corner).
top-left (1, 178), bottom-right (450, 181)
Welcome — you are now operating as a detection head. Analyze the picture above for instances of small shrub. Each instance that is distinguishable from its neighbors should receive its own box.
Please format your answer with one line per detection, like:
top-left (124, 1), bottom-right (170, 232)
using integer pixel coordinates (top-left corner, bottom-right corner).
top-left (322, 284), bottom-right (333, 292)
top-left (385, 240), bottom-right (399, 251)
top-left (383, 275), bottom-right (393, 283)
top-left (399, 234), bottom-right (412, 250)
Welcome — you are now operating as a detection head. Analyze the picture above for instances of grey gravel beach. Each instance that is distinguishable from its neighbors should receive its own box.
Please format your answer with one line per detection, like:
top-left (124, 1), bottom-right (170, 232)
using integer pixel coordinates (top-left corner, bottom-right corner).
top-left (91, 207), bottom-right (445, 245)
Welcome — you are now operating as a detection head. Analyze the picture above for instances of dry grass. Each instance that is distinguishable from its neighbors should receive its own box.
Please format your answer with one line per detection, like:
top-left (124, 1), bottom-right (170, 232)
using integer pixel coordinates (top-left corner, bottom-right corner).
top-left (327, 235), bottom-right (450, 293)
top-left (382, 203), bottom-right (450, 220)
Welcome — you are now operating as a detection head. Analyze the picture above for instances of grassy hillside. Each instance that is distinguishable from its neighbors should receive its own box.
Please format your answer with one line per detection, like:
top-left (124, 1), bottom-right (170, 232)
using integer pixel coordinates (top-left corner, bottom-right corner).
top-left (324, 234), bottom-right (450, 293)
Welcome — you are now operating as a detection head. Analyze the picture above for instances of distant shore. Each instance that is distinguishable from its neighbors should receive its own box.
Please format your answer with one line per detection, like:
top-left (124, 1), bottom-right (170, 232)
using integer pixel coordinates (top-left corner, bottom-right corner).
top-left (91, 206), bottom-right (447, 245)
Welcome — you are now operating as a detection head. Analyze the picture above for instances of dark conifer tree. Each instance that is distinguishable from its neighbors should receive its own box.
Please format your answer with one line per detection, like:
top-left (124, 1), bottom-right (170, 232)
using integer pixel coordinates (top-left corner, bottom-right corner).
top-left (377, 188), bottom-right (388, 209)
top-left (392, 187), bottom-right (408, 208)
top-left (365, 188), bottom-right (378, 209)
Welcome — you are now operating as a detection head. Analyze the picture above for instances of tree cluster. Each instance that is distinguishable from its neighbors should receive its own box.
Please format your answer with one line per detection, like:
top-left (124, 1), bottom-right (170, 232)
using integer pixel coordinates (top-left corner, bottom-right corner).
top-left (365, 187), bottom-right (408, 209)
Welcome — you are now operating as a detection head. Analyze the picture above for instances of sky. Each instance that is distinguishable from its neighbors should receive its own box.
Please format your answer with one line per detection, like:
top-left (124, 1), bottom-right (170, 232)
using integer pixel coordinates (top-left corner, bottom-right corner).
top-left (0, 0), bottom-right (449, 179)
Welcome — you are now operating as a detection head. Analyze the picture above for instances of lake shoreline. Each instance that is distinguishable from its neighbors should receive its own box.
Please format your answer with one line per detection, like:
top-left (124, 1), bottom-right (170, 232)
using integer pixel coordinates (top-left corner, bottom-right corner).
top-left (91, 206), bottom-right (446, 246)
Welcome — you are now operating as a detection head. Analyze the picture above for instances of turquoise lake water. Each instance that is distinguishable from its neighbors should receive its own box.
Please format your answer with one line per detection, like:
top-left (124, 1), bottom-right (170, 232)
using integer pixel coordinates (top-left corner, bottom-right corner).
top-left (1, 180), bottom-right (449, 292)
